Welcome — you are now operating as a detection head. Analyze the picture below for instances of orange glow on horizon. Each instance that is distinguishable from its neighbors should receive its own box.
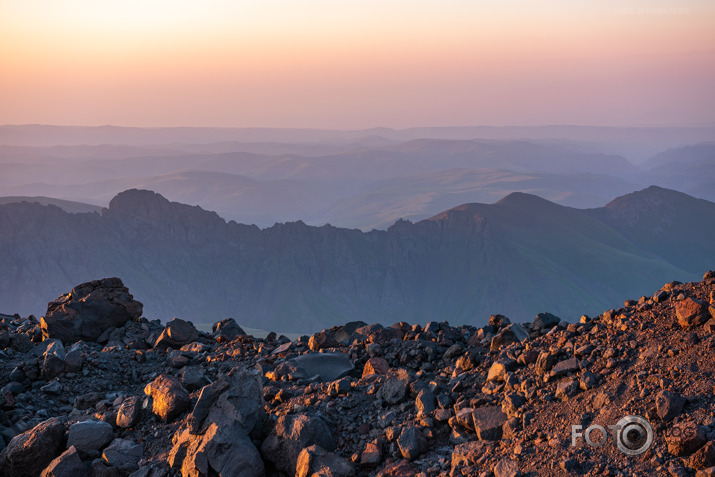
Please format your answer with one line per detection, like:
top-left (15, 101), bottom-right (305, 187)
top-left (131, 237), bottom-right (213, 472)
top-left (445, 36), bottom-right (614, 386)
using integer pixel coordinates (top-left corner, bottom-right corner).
top-left (1, 0), bottom-right (714, 128)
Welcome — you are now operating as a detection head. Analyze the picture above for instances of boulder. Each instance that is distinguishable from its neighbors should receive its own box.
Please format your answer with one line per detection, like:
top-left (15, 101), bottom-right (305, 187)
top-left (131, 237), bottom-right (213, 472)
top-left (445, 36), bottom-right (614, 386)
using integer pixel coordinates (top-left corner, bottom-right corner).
top-left (41, 278), bottom-right (142, 343)
top-left (656, 390), bottom-right (685, 422)
top-left (260, 414), bottom-right (335, 474)
top-left (289, 352), bottom-right (355, 382)
top-left (490, 323), bottom-right (529, 351)
top-left (116, 396), bottom-right (142, 429)
top-left (144, 374), bottom-right (190, 422)
top-left (472, 406), bottom-right (508, 441)
top-left (396, 427), bottom-right (427, 460)
top-left (40, 446), bottom-right (85, 477)
top-left (666, 421), bottom-right (706, 457)
top-left (154, 318), bottom-right (199, 350)
top-left (362, 357), bottom-right (389, 377)
top-left (377, 369), bottom-right (411, 404)
top-left (40, 341), bottom-right (66, 380)
top-left (169, 369), bottom-right (265, 477)
top-left (676, 298), bottom-right (708, 328)
top-left (102, 439), bottom-right (144, 473)
top-left (295, 445), bottom-right (355, 477)
top-left (551, 357), bottom-right (579, 377)
top-left (0, 418), bottom-right (65, 477)
top-left (533, 312), bottom-right (560, 332)
top-left (67, 420), bottom-right (114, 455)
top-left (211, 318), bottom-right (245, 343)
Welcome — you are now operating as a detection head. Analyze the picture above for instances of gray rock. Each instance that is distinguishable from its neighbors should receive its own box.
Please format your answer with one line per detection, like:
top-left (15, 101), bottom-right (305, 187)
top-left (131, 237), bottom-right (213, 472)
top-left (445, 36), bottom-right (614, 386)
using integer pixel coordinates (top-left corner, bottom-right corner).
top-left (0, 417), bottom-right (65, 477)
top-left (41, 381), bottom-right (62, 395)
top-left (290, 352), bottom-right (355, 382)
top-left (490, 324), bottom-right (529, 351)
top-left (397, 427), bottom-right (427, 460)
top-left (472, 406), bottom-right (508, 441)
top-left (40, 446), bottom-right (85, 477)
top-left (40, 278), bottom-right (142, 343)
top-left (153, 318), bottom-right (199, 350)
top-left (260, 414), bottom-right (335, 474)
top-left (67, 420), bottom-right (114, 455)
top-left (295, 445), bottom-right (356, 477)
top-left (211, 318), bottom-right (245, 343)
top-left (377, 369), bottom-right (410, 404)
top-left (102, 439), bottom-right (144, 472)
top-left (415, 388), bottom-right (436, 414)
top-left (533, 312), bottom-right (560, 331)
top-left (41, 341), bottom-right (66, 380)
top-left (116, 396), bottom-right (141, 429)
top-left (551, 357), bottom-right (579, 377)
top-left (169, 369), bottom-right (265, 477)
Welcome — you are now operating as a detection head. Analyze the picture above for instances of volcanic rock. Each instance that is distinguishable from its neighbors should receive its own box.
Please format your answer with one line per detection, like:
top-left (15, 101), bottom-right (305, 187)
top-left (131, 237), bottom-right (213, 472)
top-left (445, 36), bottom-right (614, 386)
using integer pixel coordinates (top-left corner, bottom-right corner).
top-left (296, 445), bottom-right (356, 477)
top-left (40, 278), bottom-right (142, 343)
top-left (260, 414), bottom-right (335, 474)
top-left (153, 318), bottom-right (199, 350)
top-left (40, 446), bottom-right (85, 477)
top-left (144, 374), bottom-right (190, 422)
top-left (0, 418), bottom-right (65, 477)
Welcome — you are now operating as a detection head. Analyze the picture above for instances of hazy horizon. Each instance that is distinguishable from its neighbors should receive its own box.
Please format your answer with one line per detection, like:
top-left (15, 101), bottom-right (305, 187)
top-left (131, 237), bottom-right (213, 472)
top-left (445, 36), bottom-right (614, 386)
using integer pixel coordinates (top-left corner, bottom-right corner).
top-left (2, 0), bottom-right (714, 129)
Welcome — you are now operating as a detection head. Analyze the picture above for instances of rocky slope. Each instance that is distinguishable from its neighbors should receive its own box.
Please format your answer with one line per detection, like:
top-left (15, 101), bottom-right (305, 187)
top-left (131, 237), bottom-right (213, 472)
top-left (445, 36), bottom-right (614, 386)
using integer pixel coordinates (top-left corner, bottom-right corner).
top-left (1, 272), bottom-right (715, 476)
top-left (1, 187), bottom-right (713, 332)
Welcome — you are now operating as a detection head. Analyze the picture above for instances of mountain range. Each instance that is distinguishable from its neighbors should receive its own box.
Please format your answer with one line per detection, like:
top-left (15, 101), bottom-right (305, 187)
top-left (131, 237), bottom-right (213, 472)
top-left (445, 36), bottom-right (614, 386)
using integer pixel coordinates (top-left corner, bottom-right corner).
top-left (0, 186), bottom-right (712, 333)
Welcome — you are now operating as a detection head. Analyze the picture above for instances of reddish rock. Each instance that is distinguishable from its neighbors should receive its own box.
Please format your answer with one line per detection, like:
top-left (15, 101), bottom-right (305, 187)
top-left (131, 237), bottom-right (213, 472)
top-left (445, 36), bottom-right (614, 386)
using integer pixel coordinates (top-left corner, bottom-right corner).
top-left (363, 357), bottom-right (389, 377)
top-left (40, 446), bottom-right (85, 477)
top-left (676, 297), bottom-right (708, 328)
top-left (0, 418), bottom-right (65, 477)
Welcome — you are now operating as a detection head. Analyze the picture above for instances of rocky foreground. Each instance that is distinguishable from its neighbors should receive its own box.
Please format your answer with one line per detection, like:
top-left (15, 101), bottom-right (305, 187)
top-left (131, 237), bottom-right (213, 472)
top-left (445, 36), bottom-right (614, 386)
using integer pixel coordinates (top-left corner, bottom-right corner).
top-left (1, 273), bottom-right (715, 477)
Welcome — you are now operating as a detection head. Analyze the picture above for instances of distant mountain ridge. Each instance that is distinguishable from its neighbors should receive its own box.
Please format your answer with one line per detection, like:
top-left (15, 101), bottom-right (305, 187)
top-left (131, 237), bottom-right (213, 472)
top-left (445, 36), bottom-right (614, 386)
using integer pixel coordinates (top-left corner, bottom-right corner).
top-left (0, 186), bottom-right (711, 333)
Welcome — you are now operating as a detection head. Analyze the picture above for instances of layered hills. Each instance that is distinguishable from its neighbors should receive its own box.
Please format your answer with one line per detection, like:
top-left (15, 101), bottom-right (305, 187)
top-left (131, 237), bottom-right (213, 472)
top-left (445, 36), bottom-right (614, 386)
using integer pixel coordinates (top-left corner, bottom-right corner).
top-left (0, 186), bottom-right (711, 333)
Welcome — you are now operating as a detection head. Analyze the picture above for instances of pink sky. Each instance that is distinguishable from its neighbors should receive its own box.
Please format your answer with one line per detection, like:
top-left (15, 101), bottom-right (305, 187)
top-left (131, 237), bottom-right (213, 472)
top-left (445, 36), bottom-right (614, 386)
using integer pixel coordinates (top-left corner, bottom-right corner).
top-left (1, 0), bottom-right (714, 129)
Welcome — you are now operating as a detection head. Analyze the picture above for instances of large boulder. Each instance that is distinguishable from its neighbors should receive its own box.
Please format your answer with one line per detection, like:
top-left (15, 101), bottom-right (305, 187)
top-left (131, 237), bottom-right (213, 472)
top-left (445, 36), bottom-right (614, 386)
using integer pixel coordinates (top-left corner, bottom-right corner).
top-left (0, 418), bottom-right (65, 477)
top-left (66, 420), bottom-right (114, 456)
top-left (169, 369), bottom-right (265, 477)
top-left (144, 374), bottom-right (190, 422)
top-left (211, 318), bottom-right (245, 343)
top-left (41, 278), bottom-right (142, 343)
top-left (261, 414), bottom-right (335, 474)
top-left (40, 446), bottom-right (85, 477)
top-left (154, 318), bottom-right (199, 350)
top-left (288, 352), bottom-right (355, 382)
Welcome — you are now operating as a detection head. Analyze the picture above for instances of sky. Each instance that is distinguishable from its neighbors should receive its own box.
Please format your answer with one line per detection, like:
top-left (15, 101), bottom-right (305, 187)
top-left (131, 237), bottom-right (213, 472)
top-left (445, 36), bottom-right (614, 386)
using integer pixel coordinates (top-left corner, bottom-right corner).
top-left (1, 0), bottom-right (714, 129)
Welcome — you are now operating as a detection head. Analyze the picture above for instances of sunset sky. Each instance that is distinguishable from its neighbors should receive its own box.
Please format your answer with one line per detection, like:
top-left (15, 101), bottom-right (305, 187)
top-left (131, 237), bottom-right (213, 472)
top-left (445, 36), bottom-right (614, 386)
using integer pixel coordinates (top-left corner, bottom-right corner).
top-left (2, 0), bottom-right (714, 129)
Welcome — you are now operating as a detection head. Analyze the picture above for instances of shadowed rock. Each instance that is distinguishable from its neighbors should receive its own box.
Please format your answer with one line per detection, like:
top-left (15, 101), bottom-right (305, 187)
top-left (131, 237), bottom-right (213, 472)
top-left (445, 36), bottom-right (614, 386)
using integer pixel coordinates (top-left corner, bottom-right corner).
top-left (41, 278), bottom-right (142, 343)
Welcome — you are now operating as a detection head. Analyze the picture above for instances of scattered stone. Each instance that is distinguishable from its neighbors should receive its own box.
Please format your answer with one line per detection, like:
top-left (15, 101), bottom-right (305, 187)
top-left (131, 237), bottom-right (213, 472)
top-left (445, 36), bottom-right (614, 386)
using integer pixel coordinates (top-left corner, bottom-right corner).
top-left (397, 427), bottom-right (427, 460)
top-left (666, 420), bottom-right (706, 457)
top-left (116, 396), bottom-right (142, 428)
top-left (290, 352), bottom-right (355, 381)
top-left (533, 312), bottom-right (560, 331)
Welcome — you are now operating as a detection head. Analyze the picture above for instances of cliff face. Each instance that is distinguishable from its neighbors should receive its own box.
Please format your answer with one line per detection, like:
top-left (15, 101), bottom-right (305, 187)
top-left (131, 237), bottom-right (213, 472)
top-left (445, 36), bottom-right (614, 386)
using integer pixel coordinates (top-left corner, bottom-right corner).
top-left (0, 187), bottom-right (711, 332)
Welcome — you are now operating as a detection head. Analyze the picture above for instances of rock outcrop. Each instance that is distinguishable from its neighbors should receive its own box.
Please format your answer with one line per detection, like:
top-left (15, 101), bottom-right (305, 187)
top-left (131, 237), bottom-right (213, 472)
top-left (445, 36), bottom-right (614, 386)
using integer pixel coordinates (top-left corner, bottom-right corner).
top-left (40, 278), bottom-right (142, 343)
